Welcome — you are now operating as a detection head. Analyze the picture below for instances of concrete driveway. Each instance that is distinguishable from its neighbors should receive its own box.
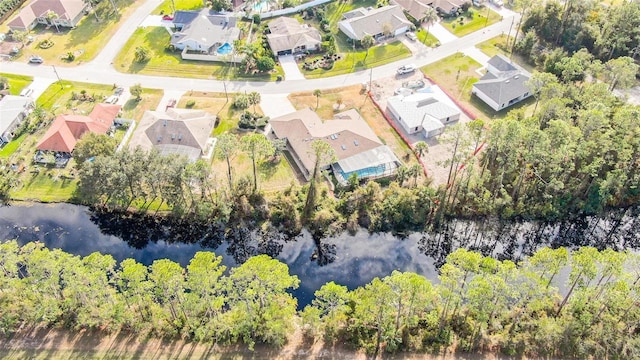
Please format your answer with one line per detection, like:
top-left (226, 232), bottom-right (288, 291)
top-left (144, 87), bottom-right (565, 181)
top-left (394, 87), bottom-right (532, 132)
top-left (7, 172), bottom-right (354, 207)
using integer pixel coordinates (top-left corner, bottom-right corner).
top-left (428, 22), bottom-right (458, 44)
top-left (462, 47), bottom-right (491, 66)
top-left (278, 55), bottom-right (305, 81)
top-left (260, 93), bottom-right (296, 118)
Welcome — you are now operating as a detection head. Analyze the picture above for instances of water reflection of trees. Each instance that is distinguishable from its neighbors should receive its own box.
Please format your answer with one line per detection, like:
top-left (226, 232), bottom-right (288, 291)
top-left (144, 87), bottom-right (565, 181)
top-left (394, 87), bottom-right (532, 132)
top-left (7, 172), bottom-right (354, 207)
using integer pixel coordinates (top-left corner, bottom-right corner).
top-left (90, 205), bottom-right (640, 268)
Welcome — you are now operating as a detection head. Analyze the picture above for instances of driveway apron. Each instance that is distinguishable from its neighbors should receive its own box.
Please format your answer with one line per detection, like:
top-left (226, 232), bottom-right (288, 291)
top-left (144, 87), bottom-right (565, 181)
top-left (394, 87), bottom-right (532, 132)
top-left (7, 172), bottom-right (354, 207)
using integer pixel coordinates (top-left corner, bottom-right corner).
top-left (278, 55), bottom-right (305, 81)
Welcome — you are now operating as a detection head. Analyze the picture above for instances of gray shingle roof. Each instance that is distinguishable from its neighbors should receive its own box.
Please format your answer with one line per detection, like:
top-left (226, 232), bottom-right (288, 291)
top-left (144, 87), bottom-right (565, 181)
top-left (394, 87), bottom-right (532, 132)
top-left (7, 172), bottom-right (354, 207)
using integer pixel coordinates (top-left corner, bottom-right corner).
top-left (338, 5), bottom-right (412, 40)
top-left (473, 55), bottom-right (532, 107)
top-left (267, 17), bottom-right (321, 53)
top-left (129, 108), bottom-right (216, 161)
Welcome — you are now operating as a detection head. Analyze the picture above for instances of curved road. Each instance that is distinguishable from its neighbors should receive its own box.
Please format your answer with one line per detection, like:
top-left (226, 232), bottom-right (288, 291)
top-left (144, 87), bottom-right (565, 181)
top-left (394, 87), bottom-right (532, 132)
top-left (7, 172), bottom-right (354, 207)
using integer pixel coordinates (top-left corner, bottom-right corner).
top-left (1, 1), bottom-right (519, 95)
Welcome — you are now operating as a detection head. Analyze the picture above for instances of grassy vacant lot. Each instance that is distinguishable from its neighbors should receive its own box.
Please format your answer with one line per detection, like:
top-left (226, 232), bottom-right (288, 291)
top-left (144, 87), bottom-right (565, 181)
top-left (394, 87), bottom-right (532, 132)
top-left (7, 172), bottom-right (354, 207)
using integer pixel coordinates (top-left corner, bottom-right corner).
top-left (288, 85), bottom-right (415, 163)
top-left (10, 0), bottom-right (145, 65)
top-left (114, 27), bottom-right (283, 81)
top-left (6, 81), bottom-right (162, 202)
top-left (0, 73), bottom-right (32, 95)
top-left (421, 52), bottom-right (535, 121)
top-left (442, 6), bottom-right (502, 36)
top-left (154, 0), bottom-right (203, 14)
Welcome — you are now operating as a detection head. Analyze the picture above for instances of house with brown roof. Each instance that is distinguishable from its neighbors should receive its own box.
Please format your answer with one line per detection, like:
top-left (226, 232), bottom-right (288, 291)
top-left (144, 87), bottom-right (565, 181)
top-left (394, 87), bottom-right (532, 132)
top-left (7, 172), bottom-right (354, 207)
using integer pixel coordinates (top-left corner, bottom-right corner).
top-left (270, 108), bottom-right (401, 183)
top-left (128, 108), bottom-right (216, 161)
top-left (36, 103), bottom-right (121, 153)
top-left (266, 17), bottom-right (322, 56)
top-left (338, 5), bottom-right (412, 41)
top-left (8, 0), bottom-right (88, 32)
top-left (392, 0), bottom-right (434, 22)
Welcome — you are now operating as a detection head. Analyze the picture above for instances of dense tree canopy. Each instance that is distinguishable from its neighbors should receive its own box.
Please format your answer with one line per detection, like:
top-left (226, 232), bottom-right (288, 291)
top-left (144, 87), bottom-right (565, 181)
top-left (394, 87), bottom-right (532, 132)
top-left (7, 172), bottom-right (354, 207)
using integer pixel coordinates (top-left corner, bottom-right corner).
top-left (0, 242), bottom-right (638, 358)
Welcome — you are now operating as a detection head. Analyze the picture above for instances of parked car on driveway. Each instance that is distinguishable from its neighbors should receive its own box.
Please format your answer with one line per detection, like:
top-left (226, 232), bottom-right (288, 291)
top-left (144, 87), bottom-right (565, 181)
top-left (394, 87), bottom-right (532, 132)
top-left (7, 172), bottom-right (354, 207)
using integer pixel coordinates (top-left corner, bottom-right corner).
top-left (28, 55), bottom-right (43, 64)
top-left (405, 32), bottom-right (417, 41)
top-left (397, 64), bottom-right (416, 75)
top-left (162, 14), bottom-right (174, 20)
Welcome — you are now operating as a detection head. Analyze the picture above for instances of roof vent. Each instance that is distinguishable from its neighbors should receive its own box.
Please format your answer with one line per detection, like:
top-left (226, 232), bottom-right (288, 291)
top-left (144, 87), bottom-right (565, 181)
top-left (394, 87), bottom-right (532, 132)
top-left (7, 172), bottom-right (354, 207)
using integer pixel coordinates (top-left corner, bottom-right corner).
top-left (341, 144), bottom-right (346, 150)
top-left (163, 119), bottom-right (167, 126)
top-left (171, 134), bottom-right (176, 140)
top-left (157, 135), bottom-right (162, 142)
top-left (514, 75), bottom-right (519, 79)
top-left (505, 80), bottom-right (510, 83)
top-left (354, 140), bottom-right (359, 146)
top-left (178, 134), bottom-right (182, 141)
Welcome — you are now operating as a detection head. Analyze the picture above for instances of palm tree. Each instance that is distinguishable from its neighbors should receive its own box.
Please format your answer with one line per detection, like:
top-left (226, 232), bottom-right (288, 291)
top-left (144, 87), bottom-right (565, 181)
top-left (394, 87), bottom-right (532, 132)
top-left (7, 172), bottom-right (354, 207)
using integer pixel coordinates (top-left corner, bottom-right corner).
top-left (361, 35), bottom-right (375, 63)
top-left (409, 163), bottom-right (422, 187)
top-left (46, 10), bottom-right (60, 32)
top-left (248, 91), bottom-right (261, 113)
top-left (413, 141), bottom-right (429, 159)
top-left (313, 89), bottom-right (321, 110)
top-left (422, 7), bottom-right (438, 45)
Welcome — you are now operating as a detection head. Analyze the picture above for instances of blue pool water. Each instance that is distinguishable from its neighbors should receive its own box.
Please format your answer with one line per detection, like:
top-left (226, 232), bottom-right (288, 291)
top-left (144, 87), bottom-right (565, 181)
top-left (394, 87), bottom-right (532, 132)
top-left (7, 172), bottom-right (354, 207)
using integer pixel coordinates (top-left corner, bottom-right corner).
top-left (217, 42), bottom-right (233, 55)
top-left (253, 0), bottom-right (269, 12)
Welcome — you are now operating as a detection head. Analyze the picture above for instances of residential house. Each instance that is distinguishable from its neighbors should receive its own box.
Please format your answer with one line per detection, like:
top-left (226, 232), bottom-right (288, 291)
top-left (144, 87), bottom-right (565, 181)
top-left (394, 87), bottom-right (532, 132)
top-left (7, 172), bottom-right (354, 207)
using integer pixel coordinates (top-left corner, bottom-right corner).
top-left (387, 92), bottom-right (460, 138)
top-left (392, 0), bottom-right (434, 23)
top-left (266, 17), bottom-right (321, 56)
top-left (392, 0), bottom-right (466, 19)
top-left (270, 108), bottom-right (401, 183)
top-left (0, 95), bottom-right (34, 145)
top-left (472, 54), bottom-right (532, 111)
top-left (128, 108), bottom-right (216, 161)
top-left (429, 0), bottom-right (467, 17)
top-left (8, 0), bottom-right (88, 32)
top-left (36, 103), bottom-right (121, 153)
top-left (338, 5), bottom-right (412, 41)
top-left (170, 10), bottom-right (240, 54)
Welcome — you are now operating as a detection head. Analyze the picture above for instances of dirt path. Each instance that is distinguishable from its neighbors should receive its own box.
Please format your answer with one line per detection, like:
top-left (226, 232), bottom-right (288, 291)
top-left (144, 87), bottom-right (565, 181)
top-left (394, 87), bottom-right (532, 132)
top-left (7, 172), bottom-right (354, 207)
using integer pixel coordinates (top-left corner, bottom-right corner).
top-left (0, 325), bottom-right (505, 360)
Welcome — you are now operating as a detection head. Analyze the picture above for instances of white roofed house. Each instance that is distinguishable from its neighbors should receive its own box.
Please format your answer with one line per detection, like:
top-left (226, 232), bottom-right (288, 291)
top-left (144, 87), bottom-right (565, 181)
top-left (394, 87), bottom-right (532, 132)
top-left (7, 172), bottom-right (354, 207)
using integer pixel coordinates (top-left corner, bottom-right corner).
top-left (472, 54), bottom-right (532, 111)
top-left (266, 17), bottom-right (322, 56)
top-left (0, 95), bottom-right (34, 145)
top-left (387, 92), bottom-right (460, 138)
top-left (338, 5), bottom-right (412, 41)
top-left (269, 108), bottom-right (401, 184)
top-left (170, 10), bottom-right (240, 55)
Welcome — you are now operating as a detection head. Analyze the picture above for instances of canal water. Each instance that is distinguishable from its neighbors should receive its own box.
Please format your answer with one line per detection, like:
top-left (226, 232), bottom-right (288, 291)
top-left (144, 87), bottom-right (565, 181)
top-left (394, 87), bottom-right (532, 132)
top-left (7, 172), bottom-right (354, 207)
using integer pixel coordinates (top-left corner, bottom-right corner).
top-left (0, 202), bottom-right (437, 307)
top-left (1, 202), bottom-right (638, 307)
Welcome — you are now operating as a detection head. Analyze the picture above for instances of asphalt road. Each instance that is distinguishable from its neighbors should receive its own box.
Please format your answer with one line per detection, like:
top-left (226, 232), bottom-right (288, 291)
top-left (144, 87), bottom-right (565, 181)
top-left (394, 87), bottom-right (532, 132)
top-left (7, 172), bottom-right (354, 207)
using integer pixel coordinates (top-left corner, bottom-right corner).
top-left (0, 1), bottom-right (520, 95)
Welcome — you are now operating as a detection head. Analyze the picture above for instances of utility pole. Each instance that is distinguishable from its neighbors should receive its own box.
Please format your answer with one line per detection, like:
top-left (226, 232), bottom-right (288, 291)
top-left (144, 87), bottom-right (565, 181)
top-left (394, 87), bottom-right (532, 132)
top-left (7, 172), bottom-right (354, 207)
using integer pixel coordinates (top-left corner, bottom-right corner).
top-left (52, 65), bottom-right (63, 89)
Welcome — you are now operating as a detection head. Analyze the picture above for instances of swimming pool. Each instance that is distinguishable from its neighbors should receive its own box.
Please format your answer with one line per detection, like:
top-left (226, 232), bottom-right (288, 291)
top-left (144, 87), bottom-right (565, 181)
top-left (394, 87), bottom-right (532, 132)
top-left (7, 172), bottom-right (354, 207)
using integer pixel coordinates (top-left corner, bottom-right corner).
top-left (253, 0), bottom-right (269, 12)
top-left (217, 42), bottom-right (233, 55)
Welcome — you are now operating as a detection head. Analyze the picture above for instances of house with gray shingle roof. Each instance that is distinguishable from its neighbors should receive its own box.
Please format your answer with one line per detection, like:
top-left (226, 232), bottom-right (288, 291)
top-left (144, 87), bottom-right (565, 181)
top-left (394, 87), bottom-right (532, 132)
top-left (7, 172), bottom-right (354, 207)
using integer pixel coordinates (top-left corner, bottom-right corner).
top-left (338, 5), bottom-right (412, 41)
top-left (128, 108), bottom-right (216, 161)
top-left (8, 0), bottom-right (88, 32)
top-left (170, 10), bottom-right (240, 53)
top-left (472, 54), bottom-right (532, 111)
top-left (267, 17), bottom-right (321, 56)
top-left (0, 95), bottom-right (34, 145)
top-left (270, 108), bottom-right (401, 183)
top-left (387, 92), bottom-right (460, 138)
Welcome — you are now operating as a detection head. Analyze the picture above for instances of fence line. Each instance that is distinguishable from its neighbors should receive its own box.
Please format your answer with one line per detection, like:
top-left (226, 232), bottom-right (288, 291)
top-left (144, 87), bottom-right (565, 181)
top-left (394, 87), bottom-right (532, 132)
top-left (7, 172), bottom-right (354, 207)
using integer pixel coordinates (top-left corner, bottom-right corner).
top-left (257, 0), bottom-right (334, 19)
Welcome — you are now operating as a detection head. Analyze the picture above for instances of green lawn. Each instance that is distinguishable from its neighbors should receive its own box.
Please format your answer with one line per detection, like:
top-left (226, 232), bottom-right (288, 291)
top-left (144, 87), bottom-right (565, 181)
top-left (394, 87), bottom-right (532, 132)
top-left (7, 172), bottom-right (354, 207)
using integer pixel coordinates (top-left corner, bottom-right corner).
top-left (0, 134), bottom-right (27, 158)
top-left (301, 40), bottom-right (412, 79)
top-left (11, 0), bottom-right (146, 65)
top-left (416, 28), bottom-right (440, 47)
top-left (0, 73), bottom-right (33, 95)
top-left (421, 52), bottom-right (536, 121)
top-left (442, 6), bottom-right (502, 36)
top-left (11, 170), bottom-right (78, 202)
top-left (113, 27), bottom-right (282, 81)
top-left (37, 80), bottom-right (113, 110)
top-left (153, 0), bottom-right (204, 15)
